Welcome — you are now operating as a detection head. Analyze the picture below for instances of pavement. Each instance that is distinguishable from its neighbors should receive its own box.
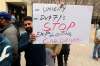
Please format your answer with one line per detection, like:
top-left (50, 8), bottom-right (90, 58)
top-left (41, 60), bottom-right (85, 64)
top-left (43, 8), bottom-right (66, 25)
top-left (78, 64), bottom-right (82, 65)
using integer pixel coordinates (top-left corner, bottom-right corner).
top-left (68, 24), bottom-right (100, 66)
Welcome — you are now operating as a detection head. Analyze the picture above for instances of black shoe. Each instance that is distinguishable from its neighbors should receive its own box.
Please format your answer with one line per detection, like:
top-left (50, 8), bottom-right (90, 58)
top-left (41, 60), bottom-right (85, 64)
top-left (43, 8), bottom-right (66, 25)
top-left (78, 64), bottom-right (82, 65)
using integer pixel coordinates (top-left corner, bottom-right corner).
top-left (93, 57), bottom-right (98, 61)
top-left (65, 62), bottom-right (67, 66)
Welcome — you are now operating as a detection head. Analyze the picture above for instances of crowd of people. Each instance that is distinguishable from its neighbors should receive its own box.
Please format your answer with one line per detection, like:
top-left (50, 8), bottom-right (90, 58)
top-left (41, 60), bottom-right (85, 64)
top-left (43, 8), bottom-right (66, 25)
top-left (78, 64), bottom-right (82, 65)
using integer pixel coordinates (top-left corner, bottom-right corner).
top-left (0, 0), bottom-right (100, 66)
top-left (0, 11), bottom-right (70, 66)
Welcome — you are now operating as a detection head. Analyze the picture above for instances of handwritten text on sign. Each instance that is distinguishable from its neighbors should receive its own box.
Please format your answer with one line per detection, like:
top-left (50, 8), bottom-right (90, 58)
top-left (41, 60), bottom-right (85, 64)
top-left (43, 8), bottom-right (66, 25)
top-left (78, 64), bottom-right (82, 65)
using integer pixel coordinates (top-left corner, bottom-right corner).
top-left (32, 4), bottom-right (93, 44)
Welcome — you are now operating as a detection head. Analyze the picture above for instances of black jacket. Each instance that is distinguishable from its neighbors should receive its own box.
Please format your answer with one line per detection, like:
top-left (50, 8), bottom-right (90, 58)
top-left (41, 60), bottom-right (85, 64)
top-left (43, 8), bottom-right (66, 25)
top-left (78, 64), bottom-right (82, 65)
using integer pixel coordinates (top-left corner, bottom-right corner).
top-left (19, 32), bottom-right (46, 66)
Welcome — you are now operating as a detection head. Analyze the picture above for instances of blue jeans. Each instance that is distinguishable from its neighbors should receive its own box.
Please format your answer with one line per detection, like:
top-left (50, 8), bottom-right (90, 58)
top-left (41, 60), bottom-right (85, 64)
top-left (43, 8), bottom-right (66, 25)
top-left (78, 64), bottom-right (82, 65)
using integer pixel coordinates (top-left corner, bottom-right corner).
top-left (93, 44), bottom-right (100, 58)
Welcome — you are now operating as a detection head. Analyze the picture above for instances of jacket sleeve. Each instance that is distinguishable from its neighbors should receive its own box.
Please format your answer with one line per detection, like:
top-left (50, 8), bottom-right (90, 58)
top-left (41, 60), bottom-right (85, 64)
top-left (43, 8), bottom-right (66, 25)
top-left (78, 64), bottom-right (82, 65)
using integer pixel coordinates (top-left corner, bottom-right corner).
top-left (3, 26), bottom-right (18, 54)
top-left (45, 44), bottom-right (62, 55)
top-left (0, 37), bottom-right (13, 66)
top-left (19, 33), bottom-right (29, 52)
top-left (54, 44), bottom-right (62, 55)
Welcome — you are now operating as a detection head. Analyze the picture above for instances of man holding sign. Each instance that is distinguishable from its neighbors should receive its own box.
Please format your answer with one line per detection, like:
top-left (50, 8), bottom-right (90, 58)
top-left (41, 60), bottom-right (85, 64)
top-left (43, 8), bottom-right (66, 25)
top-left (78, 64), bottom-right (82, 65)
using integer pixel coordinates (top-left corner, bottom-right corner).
top-left (32, 3), bottom-right (93, 66)
top-left (19, 16), bottom-right (46, 66)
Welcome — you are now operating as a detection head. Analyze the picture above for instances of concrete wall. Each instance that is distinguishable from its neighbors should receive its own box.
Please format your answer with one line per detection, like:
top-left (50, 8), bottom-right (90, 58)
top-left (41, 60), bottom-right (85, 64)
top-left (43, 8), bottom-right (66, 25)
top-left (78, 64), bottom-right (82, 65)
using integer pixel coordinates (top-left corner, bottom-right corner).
top-left (0, 0), bottom-right (8, 12)
top-left (0, 0), bottom-right (32, 16)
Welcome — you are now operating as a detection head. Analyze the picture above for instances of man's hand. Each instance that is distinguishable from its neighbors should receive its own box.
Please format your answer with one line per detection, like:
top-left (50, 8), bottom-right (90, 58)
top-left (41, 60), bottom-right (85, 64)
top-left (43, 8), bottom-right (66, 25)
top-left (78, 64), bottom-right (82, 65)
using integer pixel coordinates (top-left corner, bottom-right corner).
top-left (52, 52), bottom-right (56, 58)
top-left (55, 0), bottom-right (65, 8)
top-left (29, 33), bottom-right (36, 42)
top-left (60, 0), bottom-right (64, 8)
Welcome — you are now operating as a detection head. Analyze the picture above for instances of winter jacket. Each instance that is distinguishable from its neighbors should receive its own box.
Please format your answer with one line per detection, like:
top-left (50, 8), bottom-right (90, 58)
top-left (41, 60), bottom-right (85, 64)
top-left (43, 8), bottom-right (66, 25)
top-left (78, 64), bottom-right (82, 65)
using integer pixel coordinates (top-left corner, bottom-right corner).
top-left (0, 34), bottom-right (13, 66)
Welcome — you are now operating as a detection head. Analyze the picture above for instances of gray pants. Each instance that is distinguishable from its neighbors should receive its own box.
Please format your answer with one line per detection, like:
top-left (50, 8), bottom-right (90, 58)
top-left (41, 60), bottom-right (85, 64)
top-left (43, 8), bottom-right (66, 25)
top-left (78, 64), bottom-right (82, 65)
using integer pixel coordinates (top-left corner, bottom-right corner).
top-left (46, 48), bottom-right (55, 66)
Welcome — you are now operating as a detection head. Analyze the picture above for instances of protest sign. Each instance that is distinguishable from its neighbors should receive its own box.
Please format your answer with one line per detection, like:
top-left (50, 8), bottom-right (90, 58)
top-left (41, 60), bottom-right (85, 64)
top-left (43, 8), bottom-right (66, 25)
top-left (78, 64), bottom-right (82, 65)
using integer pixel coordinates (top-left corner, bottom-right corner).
top-left (32, 4), bottom-right (93, 44)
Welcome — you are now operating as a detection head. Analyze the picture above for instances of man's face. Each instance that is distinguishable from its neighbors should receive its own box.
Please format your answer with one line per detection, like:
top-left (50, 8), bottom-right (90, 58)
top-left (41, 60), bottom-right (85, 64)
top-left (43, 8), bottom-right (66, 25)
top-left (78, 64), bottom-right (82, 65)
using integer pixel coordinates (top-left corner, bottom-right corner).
top-left (24, 20), bottom-right (33, 33)
top-left (0, 18), bottom-right (6, 28)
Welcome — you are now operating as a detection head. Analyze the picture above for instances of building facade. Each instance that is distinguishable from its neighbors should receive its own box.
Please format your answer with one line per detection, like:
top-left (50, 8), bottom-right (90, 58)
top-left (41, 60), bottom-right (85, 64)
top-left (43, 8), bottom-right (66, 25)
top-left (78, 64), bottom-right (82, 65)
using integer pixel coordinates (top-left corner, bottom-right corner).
top-left (0, 0), bottom-right (100, 24)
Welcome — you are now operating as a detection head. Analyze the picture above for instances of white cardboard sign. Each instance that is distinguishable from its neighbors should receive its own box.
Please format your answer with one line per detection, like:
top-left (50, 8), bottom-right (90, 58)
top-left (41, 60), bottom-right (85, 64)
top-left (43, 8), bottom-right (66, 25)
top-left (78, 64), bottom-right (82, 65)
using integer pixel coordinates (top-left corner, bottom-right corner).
top-left (32, 4), bottom-right (93, 44)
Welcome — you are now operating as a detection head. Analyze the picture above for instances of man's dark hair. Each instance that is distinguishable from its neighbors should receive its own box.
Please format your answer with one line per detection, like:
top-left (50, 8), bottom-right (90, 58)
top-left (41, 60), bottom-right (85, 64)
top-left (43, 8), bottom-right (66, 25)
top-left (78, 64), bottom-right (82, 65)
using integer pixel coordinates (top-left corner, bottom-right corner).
top-left (23, 16), bottom-right (32, 22)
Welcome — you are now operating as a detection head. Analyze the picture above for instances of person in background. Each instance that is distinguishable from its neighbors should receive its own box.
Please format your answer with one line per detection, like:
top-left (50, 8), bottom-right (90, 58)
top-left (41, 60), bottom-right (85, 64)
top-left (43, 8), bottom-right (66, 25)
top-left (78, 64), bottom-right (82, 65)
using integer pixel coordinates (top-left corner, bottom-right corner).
top-left (93, 24), bottom-right (100, 61)
top-left (0, 12), bottom-right (20, 66)
top-left (45, 44), bottom-right (62, 66)
top-left (11, 13), bottom-right (16, 24)
top-left (54, 0), bottom-right (70, 66)
top-left (57, 44), bottom-right (70, 66)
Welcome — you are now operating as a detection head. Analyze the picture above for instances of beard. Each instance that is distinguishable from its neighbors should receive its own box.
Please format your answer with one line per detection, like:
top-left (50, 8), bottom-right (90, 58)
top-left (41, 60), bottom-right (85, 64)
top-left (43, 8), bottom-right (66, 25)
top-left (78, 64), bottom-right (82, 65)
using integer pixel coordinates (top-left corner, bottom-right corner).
top-left (0, 23), bottom-right (4, 28)
top-left (0, 25), bottom-right (4, 28)
top-left (25, 27), bottom-right (32, 33)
